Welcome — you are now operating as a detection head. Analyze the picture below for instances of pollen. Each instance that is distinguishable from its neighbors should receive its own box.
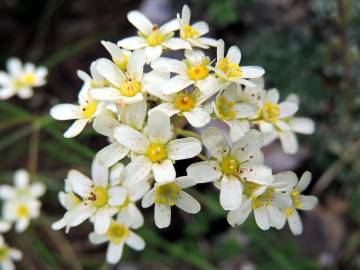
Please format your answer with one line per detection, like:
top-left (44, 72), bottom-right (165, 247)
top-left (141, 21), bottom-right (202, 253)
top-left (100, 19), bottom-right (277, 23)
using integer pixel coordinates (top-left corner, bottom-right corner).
top-left (290, 190), bottom-right (302, 209)
top-left (217, 57), bottom-right (243, 78)
top-left (221, 156), bottom-right (239, 176)
top-left (82, 100), bottom-right (97, 118)
top-left (146, 143), bottom-right (167, 162)
top-left (113, 55), bottom-right (128, 71)
top-left (107, 222), bottom-right (129, 244)
top-left (154, 182), bottom-right (181, 206)
top-left (147, 28), bottom-right (165, 46)
top-left (187, 64), bottom-right (209, 81)
top-left (16, 204), bottom-right (29, 218)
top-left (284, 207), bottom-right (294, 217)
top-left (119, 78), bottom-right (141, 97)
top-left (21, 73), bottom-right (36, 85)
top-left (243, 181), bottom-right (261, 198)
top-left (251, 188), bottom-right (274, 209)
top-left (88, 186), bottom-right (108, 208)
top-left (174, 92), bottom-right (196, 112)
top-left (181, 24), bottom-right (199, 39)
top-left (215, 96), bottom-right (236, 120)
top-left (262, 101), bottom-right (279, 124)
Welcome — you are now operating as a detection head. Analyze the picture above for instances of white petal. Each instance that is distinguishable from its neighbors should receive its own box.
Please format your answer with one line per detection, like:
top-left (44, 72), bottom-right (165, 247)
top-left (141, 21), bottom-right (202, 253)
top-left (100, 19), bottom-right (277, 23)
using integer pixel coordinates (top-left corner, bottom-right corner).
top-left (162, 38), bottom-right (191, 50)
top-left (202, 127), bottom-right (229, 160)
top-left (186, 161), bottom-right (222, 183)
top-left (125, 156), bottom-right (152, 185)
top-left (254, 206), bottom-right (270, 230)
top-left (151, 58), bottom-right (186, 74)
top-left (17, 87), bottom-right (33, 99)
top-left (154, 204), bottom-right (171, 228)
top-left (288, 209), bottom-right (303, 235)
top-left (192, 21), bottom-right (209, 35)
top-left (241, 66), bottom-right (265, 78)
top-left (289, 117), bottom-right (315, 134)
top-left (64, 119), bottom-right (88, 138)
top-left (108, 186), bottom-right (127, 206)
top-left (273, 171), bottom-right (298, 191)
top-left (66, 203), bottom-right (95, 227)
top-left (234, 103), bottom-right (257, 118)
top-left (240, 165), bottom-right (273, 185)
top-left (226, 46), bottom-right (241, 64)
top-left (268, 205), bottom-right (284, 229)
top-left (152, 159), bottom-right (176, 183)
top-left (89, 232), bottom-right (108, 244)
top-left (297, 171), bottom-right (312, 192)
top-left (15, 218), bottom-right (29, 232)
top-left (94, 208), bottom-right (112, 235)
top-left (183, 107), bottom-right (210, 127)
top-left (278, 101), bottom-right (299, 118)
top-left (160, 19), bottom-right (179, 34)
top-left (93, 111), bottom-right (119, 137)
top-left (96, 59), bottom-right (124, 86)
top-left (7, 58), bottom-right (22, 76)
top-left (175, 191), bottom-right (200, 213)
top-left (126, 231), bottom-right (145, 250)
top-left (106, 242), bottom-right (124, 264)
top-left (14, 169), bottom-right (29, 188)
top-left (91, 159), bottom-right (109, 187)
top-left (181, 5), bottom-right (191, 25)
top-left (144, 46), bottom-right (163, 63)
top-left (30, 182), bottom-right (46, 197)
top-left (220, 176), bottom-right (243, 210)
top-left (167, 137), bottom-right (202, 160)
top-left (174, 176), bottom-right (196, 189)
top-left (226, 120), bottom-right (250, 142)
top-left (232, 129), bottom-right (263, 163)
top-left (298, 195), bottom-right (318, 210)
top-left (127, 10), bottom-right (153, 34)
top-left (279, 131), bottom-right (298, 154)
top-left (113, 125), bottom-right (149, 154)
top-left (89, 87), bottom-right (123, 101)
top-left (149, 103), bottom-right (179, 117)
top-left (266, 88), bottom-right (279, 103)
top-left (118, 36), bottom-right (148, 50)
top-left (272, 192), bottom-right (292, 209)
top-left (0, 87), bottom-right (16, 100)
top-left (50, 104), bottom-right (82, 120)
top-left (120, 100), bottom-right (147, 130)
top-left (147, 110), bottom-right (172, 144)
top-left (67, 170), bottom-right (92, 197)
top-left (95, 143), bottom-right (129, 168)
top-left (162, 75), bottom-right (193, 95)
top-left (142, 189), bottom-right (155, 208)
top-left (0, 186), bottom-right (15, 200)
top-left (227, 199), bottom-right (252, 227)
top-left (127, 49), bottom-right (146, 81)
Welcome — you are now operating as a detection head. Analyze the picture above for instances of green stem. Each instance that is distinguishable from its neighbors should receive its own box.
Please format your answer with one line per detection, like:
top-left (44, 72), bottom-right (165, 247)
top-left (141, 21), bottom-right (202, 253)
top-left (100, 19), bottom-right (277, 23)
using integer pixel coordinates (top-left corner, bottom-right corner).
top-left (174, 128), bottom-right (201, 140)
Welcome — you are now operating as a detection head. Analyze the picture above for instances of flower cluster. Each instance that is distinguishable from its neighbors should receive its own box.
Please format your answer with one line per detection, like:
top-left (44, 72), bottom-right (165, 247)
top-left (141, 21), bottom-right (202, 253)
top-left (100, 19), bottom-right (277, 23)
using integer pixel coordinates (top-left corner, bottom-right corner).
top-left (50, 5), bottom-right (318, 265)
top-left (0, 170), bottom-right (46, 269)
top-left (0, 58), bottom-right (47, 100)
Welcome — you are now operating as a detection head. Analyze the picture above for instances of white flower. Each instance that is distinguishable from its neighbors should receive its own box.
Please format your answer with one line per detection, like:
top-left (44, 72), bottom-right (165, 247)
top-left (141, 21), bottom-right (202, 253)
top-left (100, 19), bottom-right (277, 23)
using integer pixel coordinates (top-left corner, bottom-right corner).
top-left (89, 50), bottom-right (148, 105)
top-left (142, 176), bottom-right (200, 228)
top-left (93, 100), bottom-right (148, 167)
top-left (151, 50), bottom-right (224, 95)
top-left (77, 59), bottom-right (109, 90)
top-left (101, 41), bottom-right (131, 71)
top-left (50, 79), bottom-right (106, 138)
top-left (260, 94), bottom-right (315, 154)
top-left (211, 40), bottom-right (265, 86)
top-left (187, 127), bottom-right (272, 211)
top-left (118, 10), bottom-right (191, 63)
top-left (148, 78), bottom-right (220, 128)
top-left (113, 111), bottom-right (202, 183)
top-left (278, 171), bottom-right (318, 235)
top-left (213, 83), bottom-right (259, 141)
top-left (89, 215), bottom-right (145, 264)
top-left (52, 160), bottom-right (131, 235)
top-left (0, 235), bottom-right (22, 270)
top-left (109, 162), bottom-right (151, 229)
top-left (0, 58), bottom-right (47, 100)
top-left (227, 171), bottom-right (294, 230)
top-left (177, 5), bottom-right (217, 49)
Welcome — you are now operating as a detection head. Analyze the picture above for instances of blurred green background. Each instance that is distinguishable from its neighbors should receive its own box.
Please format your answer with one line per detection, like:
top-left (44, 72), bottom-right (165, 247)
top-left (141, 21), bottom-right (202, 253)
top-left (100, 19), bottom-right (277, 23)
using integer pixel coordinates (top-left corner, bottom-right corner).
top-left (0, 0), bottom-right (360, 269)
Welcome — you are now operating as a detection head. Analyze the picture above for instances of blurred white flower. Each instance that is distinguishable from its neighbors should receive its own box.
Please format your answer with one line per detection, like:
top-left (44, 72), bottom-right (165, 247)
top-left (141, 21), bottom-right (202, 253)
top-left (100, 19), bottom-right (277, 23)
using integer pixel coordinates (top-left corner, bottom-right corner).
top-left (0, 235), bottom-right (22, 270)
top-left (0, 58), bottom-right (47, 100)
top-left (142, 176), bottom-right (200, 228)
top-left (118, 10), bottom-right (191, 63)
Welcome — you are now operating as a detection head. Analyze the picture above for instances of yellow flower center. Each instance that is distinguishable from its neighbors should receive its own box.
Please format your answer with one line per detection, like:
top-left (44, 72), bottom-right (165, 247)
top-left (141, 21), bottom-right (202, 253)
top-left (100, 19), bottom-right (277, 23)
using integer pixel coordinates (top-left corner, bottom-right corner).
top-left (154, 182), bottom-right (181, 206)
top-left (16, 204), bottom-right (29, 218)
top-left (106, 222), bottom-right (129, 244)
top-left (113, 55), bottom-right (128, 71)
top-left (147, 29), bottom-right (165, 46)
top-left (251, 188), bottom-right (274, 209)
top-left (290, 190), bottom-right (302, 209)
top-left (181, 24), bottom-right (199, 39)
top-left (91, 79), bottom-right (109, 88)
top-left (0, 247), bottom-right (8, 261)
top-left (187, 65), bottom-right (209, 81)
top-left (119, 78), bottom-right (141, 97)
top-left (221, 156), bottom-right (239, 176)
top-left (146, 143), bottom-right (167, 162)
top-left (284, 207), bottom-right (294, 217)
top-left (118, 196), bottom-right (131, 211)
top-left (262, 101), bottom-right (279, 124)
top-left (88, 186), bottom-right (108, 208)
top-left (174, 92), bottom-right (196, 112)
top-left (21, 73), bottom-right (37, 85)
top-left (217, 57), bottom-right (243, 79)
top-left (82, 101), bottom-right (97, 118)
top-left (215, 96), bottom-right (236, 120)
top-left (243, 181), bottom-right (262, 198)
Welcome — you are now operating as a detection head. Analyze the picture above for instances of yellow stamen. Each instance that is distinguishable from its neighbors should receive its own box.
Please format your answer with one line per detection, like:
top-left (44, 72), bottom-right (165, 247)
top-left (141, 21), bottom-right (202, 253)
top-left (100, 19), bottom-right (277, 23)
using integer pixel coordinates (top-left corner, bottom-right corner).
top-left (251, 188), bottom-right (274, 209)
top-left (16, 204), bottom-right (29, 218)
top-left (88, 186), bottom-right (108, 208)
top-left (181, 24), bottom-right (199, 39)
top-left (154, 182), bottom-right (181, 206)
top-left (119, 78), bottom-right (141, 97)
top-left (221, 156), bottom-right (239, 176)
top-left (243, 181), bottom-right (262, 198)
top-left (290, 190), bottom-right (302, 209)
top-left (174, 92), bottom-right (196, 112)
top-left (147, 29), bottom-right (165, 46)
top-left (82, 101), bottom-right (97, 118)
top-left (113, 55), bottom-right (128, 71)
top-left (262, 101), bottom-right (279, 124)
top-left (217, 57), bottom-right (243, 78)
top-left (284, 207), bottom-right (294, 217)
top-left (215, 96), bottom-right (236, 120)
top-left (21, 73), bottom-right (37, 85)
top-left (106, 222), bottom-right (129, 244)
top-left (146, 143), bottom-right (167, 162)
